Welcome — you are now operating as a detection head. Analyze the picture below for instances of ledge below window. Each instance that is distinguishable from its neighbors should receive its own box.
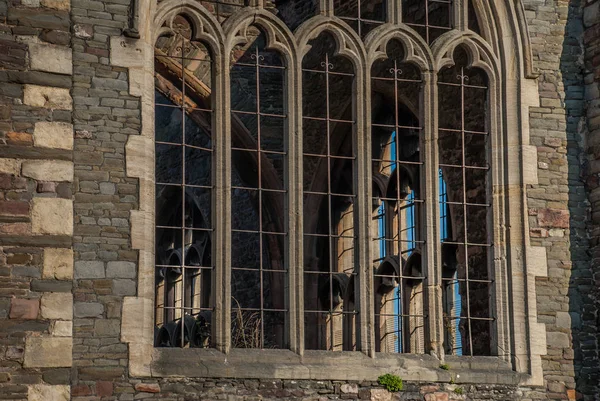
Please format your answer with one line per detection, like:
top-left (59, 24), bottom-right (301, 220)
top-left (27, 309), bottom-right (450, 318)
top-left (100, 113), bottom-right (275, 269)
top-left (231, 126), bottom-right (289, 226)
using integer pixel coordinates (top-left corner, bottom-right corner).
top-left (149, 348), bottom-right (527, 385)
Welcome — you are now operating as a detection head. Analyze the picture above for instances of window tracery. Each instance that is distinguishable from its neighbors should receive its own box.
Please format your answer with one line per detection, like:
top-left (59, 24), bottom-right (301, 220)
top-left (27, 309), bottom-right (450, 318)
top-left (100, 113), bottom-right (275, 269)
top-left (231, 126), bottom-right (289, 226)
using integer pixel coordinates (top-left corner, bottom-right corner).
top-left (154, 15), bottom-right (214, 348)
top-left (302, 32), bottom-right (358, 351)
top-left (230, 27), bottom-right (288, 349)
top-left (147, 0), bottom-right (521, 370)
top-left (370, 40), bottom-right (425, 353)
top-left (438, 46), bottom-right (492, 356)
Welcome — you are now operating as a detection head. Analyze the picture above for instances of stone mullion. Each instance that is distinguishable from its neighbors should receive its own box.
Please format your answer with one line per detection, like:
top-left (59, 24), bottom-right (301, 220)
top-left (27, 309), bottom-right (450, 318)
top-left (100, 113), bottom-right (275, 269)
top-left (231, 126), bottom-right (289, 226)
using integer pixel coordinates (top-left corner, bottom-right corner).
top-left (487, 75), bottom-right (507, 361)
top-left (214, 48), bottom-right (232, 354)
top-left (424, 71), bottom-right (444, 359)
top-left (356, 61), bottom-right (373, 356)
top-left (453, 0), bottom-right (469, 31)
top-left (318, 0), bottom-right (334, 17)
top-left (387, 0), bottom-right (401, 25)
top-left (288, 52), bottom-right (302, 354)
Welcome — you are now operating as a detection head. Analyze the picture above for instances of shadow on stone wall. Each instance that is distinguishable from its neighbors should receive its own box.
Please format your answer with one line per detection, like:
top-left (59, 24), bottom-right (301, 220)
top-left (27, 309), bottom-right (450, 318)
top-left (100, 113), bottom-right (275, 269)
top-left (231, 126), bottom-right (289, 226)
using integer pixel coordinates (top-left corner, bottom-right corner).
top-left (561, 0), bottom-right (599, 399)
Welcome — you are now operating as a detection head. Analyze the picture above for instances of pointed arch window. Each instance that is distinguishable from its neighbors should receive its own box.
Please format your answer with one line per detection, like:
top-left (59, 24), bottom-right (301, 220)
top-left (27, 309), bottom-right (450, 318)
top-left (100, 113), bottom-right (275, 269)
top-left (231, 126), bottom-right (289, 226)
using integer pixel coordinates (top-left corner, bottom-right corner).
top-left (371, 40), bottom-right (425, 354)
top-left (230, 26), bottom-right (289, 349)
top-left (142, 0), bottom-right (542, 384)
top-left (438, 47), bottom-right (492, 356)
top-left (154, 14), bottom-right (215, 348)
top-left (302, 32), bottom-right (358, 351)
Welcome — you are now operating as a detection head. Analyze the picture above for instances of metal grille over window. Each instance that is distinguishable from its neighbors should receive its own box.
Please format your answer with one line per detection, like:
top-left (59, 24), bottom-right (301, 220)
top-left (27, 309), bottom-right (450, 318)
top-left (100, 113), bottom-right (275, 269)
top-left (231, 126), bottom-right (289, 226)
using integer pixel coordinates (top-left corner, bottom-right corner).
top-left (334, 0), bottom-right (387, 38)
top-left (438, 46), bottom-right (492, 356)
top-left (402, 0), bottom-right (452, 43)
top-left (154, 15), bottom-right (214, 348)
top-left (371, 41), bottom-right (425, 354)
top-left (230, 27), bottom-right (288, 349)
top-left (302, 32), bottom-right (358, 351)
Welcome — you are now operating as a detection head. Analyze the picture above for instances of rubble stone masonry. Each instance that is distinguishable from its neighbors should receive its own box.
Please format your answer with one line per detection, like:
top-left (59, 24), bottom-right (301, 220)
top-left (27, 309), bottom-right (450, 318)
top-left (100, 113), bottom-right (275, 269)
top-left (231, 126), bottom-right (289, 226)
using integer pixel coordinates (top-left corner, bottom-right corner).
top-left (0, 0), bottom-right (599, 400)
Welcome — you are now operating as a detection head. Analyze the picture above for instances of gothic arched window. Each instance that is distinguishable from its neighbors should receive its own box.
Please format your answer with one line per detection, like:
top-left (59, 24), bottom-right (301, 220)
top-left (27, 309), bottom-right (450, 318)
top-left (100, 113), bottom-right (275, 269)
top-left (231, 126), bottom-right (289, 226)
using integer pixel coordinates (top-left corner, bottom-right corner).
top-left (139, 0), bottom-right (545, 385)
top-left (371, 40), bottom-right (425, 354)
top-left (438, 47), bottom-right (492, 356)
top-left (302, 32), bottom-right (357, 351)
top-left (154, 14), bottom-right (214, 348)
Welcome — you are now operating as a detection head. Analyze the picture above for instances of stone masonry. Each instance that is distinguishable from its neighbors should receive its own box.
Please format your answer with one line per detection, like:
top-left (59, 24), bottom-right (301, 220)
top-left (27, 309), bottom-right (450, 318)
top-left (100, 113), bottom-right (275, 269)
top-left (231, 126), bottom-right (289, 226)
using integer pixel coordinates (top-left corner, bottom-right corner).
top-left (0, 0), bottom-right (599, 400)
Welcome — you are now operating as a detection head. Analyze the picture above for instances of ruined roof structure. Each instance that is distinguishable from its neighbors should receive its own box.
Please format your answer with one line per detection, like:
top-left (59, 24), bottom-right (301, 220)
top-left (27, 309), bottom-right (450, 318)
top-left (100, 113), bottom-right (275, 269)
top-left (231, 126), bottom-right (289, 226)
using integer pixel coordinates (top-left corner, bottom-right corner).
top-left (0, 0), bottom-right (600, 400)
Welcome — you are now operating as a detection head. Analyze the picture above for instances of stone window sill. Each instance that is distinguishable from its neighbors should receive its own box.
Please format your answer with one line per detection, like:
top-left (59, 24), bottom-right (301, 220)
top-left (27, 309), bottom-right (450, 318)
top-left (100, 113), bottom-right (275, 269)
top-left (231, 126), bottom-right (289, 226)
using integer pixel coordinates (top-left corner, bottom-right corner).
top-left (149, 348), bottom-right (526, 385)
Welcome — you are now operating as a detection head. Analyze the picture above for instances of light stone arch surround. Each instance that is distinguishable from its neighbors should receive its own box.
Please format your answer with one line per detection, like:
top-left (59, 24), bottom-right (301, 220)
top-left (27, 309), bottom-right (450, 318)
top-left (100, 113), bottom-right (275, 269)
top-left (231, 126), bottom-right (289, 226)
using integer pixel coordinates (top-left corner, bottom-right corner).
top-left (110, 0), bottom-right (546, 385)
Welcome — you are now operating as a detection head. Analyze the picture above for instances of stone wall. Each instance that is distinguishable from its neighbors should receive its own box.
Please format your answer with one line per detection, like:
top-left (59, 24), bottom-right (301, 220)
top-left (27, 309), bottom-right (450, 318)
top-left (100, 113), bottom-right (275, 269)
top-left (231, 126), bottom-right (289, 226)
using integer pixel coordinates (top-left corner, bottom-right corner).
top-left (583, 0), bottom-right (600, 398)
top-left (0, 0), bottom-right (74, 400)
top-left (1, 0), bottom-right (599, 400)
top-left (523, 0), bottom-right (598, 399)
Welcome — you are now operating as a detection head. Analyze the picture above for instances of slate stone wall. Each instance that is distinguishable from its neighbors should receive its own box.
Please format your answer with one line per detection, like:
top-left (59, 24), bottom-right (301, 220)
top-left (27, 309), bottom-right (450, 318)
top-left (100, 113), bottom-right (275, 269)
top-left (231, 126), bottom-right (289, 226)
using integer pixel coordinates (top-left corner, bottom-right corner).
top-left (0, 0), bottom-right (599, 400)
top-left (522, 0), bottom-right (599, 399)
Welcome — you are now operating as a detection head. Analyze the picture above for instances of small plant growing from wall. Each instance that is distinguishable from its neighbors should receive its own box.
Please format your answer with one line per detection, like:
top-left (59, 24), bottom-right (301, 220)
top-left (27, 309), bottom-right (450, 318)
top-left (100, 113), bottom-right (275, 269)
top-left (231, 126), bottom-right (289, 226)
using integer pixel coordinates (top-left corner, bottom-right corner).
top-left (378, 374), bottom-right (403, 392)
top-left (454, 387), bottom-right (465, 395)
top-left (439, 364), bottom-right (450, 370)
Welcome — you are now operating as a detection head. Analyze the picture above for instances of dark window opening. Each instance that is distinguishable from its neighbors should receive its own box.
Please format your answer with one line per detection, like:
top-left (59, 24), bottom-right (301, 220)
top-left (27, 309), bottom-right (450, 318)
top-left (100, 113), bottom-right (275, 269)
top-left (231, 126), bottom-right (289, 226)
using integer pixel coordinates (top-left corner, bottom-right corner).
top-left (371, 40), bottom-right (425, 354)
top-left (154, 15), bottom-right (214, 348)
top-left (302, 32), bottom-right (358, 351)
top-left (438, 46), bottom-right (492, 357)
top-left (334, 0), bottom-right (387, 38)
top-left (230, 27), bottom-right (288, 349)
top-left (402, 0), bottom-right (452, 44)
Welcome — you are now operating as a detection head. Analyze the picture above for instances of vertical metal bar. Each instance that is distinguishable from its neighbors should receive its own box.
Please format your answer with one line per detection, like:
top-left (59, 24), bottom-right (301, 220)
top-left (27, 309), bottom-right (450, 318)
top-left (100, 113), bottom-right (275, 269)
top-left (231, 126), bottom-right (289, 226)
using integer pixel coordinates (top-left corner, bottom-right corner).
top-left (425, 0), bottom-right (430, 44)
top-left (180, 34), bottom-right (187, 348)
top-left (459, 67), bottom-right (473, 356)
top-left (324, 53), bottom-right (334, 351)
top-left (255, 47), bottom-right (266, 349)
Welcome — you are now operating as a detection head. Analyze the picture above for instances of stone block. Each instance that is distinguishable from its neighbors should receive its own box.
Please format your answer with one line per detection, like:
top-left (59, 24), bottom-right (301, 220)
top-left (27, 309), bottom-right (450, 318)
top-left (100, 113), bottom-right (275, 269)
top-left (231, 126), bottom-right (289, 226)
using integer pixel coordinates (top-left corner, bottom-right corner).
top-left (546, 332), bottom-right (570, 349)
top-left (7, 131), bottom-right (33, 145)
top-left (110, 36), bottom-right (150, 68)
top-left (74, 302), bottom-right (104, 318)
top-left (96, 381), bottom-right (113, 397)
top-left (74, 260), bottom-right (104, 279)
top-left (370, 389), bottom-right (392, 401)
top-left (94, 319), bottom-right (120, 336)
top-left (23, 337), bottom-right (72, 367)
top-left (9, 298), bottom-right (39, 319)
top-left (21, 160), bottom-right (73, 182)
top-left (29, 43), bottom-right (72, 75)
top-left (33, 122), bottom-right (74, 150)
top-left (28, 384), bottom-right (69, 401)
top-left (0, 158), bottom-right (20, 175)
top-left (121, 297), bottom-right (153, 344)
top-left (41, 0), bottom-right (70, 10)
top-left (43, 248), bottom-right (73, 280)
top-left (23, 85), bottom-right (72, 110)
top-left (41, 292), bottom-right (72, 320)
top-left (31, 198), bottom-right (73, 235)
top-left (135, 383), bottom-right (160, 393)
top-left (106, 261), bottom-right (136, 278)
top-left (113, 279), bottom-right (136, 296)
top-left (537, 208), bottom-right (569, 229)
top-left (51, 320), bottom-right (72, 336)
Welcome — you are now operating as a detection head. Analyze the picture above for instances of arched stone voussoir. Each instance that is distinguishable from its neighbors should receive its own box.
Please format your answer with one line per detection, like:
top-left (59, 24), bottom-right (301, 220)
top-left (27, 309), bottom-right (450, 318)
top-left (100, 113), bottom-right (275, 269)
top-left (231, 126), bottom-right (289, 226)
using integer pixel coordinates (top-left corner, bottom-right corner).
top-left (223, 8), bottom-right (298, 64)
top-left (153, 0), bottom-right (225, 56)
top-left (431, 30), bottom-right (499, 81)
top-left (295, 15), bottom-right (367, 70)
top-left (364, 23), bottom-right (434, 73)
